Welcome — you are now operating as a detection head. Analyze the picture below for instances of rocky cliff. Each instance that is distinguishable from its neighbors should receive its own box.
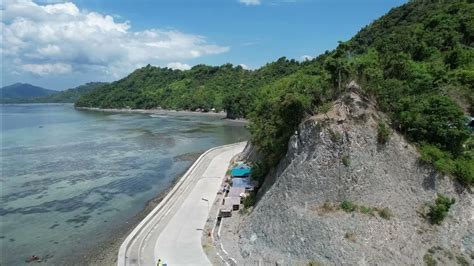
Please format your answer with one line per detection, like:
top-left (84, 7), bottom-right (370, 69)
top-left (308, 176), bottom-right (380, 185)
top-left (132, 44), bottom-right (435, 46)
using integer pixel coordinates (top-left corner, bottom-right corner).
top-left (236, 92), bottom-right (473, 265)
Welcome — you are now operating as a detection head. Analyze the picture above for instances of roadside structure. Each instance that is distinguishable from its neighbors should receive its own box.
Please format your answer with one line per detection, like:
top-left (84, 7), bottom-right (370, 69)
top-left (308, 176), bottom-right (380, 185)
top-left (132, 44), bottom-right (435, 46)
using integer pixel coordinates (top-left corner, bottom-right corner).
top-left (219, 205), bottom-right (232, 217)
top-left (228, 187), bottom-right (246, 198)
top-left (224, 197), bottom-right (241, 210)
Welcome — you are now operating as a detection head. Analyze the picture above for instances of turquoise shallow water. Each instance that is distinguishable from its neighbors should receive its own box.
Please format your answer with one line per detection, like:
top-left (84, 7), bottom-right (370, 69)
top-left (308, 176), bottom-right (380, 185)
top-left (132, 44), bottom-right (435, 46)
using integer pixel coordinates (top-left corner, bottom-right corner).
top-left (0, 104), bottom-right (249, 265)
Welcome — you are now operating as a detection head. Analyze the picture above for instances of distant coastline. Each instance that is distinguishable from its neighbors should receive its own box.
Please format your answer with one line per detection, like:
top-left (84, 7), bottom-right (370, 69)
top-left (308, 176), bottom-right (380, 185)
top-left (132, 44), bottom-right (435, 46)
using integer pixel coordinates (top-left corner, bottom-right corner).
top-left (75, 106), bottom-right (249, 123)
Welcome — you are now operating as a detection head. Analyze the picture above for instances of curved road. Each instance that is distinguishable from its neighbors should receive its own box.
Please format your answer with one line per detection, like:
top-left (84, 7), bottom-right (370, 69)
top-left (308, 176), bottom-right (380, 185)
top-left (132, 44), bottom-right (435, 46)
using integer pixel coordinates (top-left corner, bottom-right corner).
top-left (118, 142), bottom-right (246, 266)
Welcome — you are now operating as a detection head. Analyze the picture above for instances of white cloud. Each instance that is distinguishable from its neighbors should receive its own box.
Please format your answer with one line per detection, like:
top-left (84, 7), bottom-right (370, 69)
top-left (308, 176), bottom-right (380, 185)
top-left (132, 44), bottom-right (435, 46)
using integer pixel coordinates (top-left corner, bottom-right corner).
top-left (301, 55), bottom-right (314, 61)
top-left (239, 0), bottom-right (261, 6)
top-left (1, 0), bottom-right (229, 77)
top-left (166, 62), bottom-right (191, 70)
top-left (238, 64), bottom-right (250, 70)
top-left (22, 63), bottom-right (72, 75)
top-left (36, 0), bottom-right (68, 3)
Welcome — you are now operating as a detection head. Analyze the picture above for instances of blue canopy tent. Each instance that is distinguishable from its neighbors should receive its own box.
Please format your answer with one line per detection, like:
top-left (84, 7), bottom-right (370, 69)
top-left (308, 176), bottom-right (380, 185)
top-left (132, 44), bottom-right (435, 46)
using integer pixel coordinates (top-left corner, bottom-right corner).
top-left (231, 165), bottom-right (251, 177)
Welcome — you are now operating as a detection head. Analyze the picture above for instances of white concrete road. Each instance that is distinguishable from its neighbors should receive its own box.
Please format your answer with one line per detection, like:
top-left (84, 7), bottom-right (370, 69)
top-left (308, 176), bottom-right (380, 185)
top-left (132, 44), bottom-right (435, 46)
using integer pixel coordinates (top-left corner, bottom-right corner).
top-left (118, 142), bottom-right (246, 266)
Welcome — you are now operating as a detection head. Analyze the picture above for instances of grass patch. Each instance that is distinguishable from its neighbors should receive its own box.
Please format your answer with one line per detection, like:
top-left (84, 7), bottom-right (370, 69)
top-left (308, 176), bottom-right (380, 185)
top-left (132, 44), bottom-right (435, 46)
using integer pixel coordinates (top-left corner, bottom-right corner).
top-left (321, 201), bottom-right (335, 212)
top-left (377, 207), bottom-right (393, 220)
top-left (423, 253), bottom-right (437, 266)
top-left (360, 206), bottom-right (374, 215)
top-left (321, 201), bottom-right (392, 219)
top-left (340, 200), bottom-right (357, 212)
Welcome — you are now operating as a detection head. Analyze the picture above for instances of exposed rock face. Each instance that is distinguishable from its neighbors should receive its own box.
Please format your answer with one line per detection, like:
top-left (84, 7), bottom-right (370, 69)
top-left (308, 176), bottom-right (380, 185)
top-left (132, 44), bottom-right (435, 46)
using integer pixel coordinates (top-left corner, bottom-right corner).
top-left (237, 92), bottom-right (473, 265)
top-left (239, 141), bottom-right (262, 163)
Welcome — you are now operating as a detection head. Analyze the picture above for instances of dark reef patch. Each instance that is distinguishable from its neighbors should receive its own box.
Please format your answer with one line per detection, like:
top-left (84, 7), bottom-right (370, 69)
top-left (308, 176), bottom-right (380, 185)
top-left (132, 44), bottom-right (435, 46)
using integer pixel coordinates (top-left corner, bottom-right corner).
top-left (173, 151), bottom-right (203, 162)
top-left (0, 159), bottom-right (171, 216)
top-left (1, 186), bottom-right (47, 202)
top-left (49, 223), bottom-right (60, 229)
top-left (66, 215), bottom-right (91, 226)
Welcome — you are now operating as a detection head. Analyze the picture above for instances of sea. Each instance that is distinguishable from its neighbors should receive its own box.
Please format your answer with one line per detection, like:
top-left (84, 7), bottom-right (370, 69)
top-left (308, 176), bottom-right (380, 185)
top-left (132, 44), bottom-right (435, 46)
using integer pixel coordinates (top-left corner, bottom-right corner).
top-left (0, 104), bottom-right (249, 265)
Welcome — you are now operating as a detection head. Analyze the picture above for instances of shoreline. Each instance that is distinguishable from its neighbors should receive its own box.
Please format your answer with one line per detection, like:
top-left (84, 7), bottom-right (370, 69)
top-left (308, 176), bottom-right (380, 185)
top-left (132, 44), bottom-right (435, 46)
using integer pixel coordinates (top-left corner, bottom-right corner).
top-left (83, 153), bottom-right (202, 265)
top-left (75, 106), bottom-right (249, 123)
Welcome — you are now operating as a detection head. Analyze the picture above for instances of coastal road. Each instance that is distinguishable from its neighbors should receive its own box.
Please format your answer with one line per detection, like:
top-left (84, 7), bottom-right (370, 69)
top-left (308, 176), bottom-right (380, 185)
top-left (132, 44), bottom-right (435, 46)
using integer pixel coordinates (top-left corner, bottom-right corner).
top-left (118, 142), bottom-right (246, 266)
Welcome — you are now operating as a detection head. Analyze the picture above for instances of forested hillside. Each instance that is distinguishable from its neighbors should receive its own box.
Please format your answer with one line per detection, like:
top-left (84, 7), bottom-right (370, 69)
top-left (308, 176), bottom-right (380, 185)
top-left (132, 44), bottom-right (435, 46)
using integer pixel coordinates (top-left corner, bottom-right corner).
top-left (76, 0), bottom-right (473, 185)
top-left (249, 0), bottom-right (474, 186)
top-left (75, 59), bottom-right (300, 118)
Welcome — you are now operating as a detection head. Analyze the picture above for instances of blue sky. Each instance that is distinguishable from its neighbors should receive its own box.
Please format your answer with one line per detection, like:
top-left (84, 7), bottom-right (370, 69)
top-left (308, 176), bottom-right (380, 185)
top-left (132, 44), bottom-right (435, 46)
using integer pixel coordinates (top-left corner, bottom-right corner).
top-left (1, 0), bottom-right (406, 90)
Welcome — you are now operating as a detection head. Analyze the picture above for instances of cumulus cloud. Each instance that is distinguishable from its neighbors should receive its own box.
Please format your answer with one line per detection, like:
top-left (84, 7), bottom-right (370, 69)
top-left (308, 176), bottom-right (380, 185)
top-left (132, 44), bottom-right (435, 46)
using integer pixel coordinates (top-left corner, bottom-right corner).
top-left (166, 62), bottom-right (191, 70)
top-left (21, 63), bottom-right (72, 75)
top-left (301, 55), bottom-right (314, 61)
top-left (239, 0), bottom-right (261, 6)
top-left (1, 0), bottom-right (229, 78)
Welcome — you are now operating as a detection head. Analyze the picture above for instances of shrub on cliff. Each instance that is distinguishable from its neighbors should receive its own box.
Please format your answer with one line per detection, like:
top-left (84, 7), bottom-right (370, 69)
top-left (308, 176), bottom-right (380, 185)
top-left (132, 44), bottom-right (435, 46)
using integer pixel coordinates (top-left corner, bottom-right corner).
top-left (377, 122), bottom-right (391, 144)
top-left (243, 192), bottom-right (256, 209)
top-left (428, 194), bottom-right (455, 225)
top-left (420, 145), bottom-right (474, 185)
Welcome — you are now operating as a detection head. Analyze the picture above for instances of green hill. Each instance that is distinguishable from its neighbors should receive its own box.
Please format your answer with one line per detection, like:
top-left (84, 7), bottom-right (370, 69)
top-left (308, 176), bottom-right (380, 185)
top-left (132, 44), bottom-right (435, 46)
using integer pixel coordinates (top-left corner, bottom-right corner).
top-left (75, 59), bottom-right (300, 118)
top-left (1, 83), bottom-right (56, 100)
top-left (77, 0), bottom-right (473, 185)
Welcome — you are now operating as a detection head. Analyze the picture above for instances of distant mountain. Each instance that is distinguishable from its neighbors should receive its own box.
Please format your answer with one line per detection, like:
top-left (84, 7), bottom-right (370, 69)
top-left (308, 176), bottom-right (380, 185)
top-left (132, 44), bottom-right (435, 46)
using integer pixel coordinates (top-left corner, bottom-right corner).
top-left (1, 82), bottom-right (107, 104)
top-left (1, 83), bottom-right (56, 100)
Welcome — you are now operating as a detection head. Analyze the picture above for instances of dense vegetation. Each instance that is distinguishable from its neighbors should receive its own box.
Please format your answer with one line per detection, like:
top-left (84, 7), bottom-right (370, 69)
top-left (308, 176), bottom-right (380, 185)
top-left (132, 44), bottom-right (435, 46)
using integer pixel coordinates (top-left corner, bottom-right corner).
top-left (1, 82), bottom-right (106, 103)
top-left (249, 0), bottom-right (473, 185)
top-left (75, 60), bottom-right (300, 118)
top-left (76, 0), bottom-right (473, 185)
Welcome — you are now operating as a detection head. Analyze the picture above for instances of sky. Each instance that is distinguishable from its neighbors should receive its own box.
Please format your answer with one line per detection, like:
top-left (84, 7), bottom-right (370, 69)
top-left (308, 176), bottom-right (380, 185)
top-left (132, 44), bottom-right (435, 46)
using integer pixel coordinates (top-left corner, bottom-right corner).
top-left (1, 0), bottom-right (407, 90)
